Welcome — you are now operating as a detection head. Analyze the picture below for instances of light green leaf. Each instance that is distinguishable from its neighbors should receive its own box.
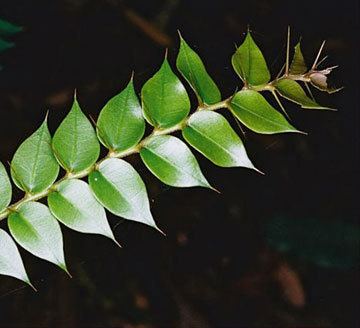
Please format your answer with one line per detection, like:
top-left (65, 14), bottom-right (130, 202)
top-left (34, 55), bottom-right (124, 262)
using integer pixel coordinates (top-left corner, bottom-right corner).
top-left (89, 158), bottom-right (160, 232)
top-left (176, 34), bottom-right (221, 105)
top-left (97, 79), bottom-right (145, 152)
top-left (140, 135), bottom-right (212, 189)
top-left (48, 179), bottom-right (118, 244)
top-left (0, 162), bottom-right (12, 212)
top-left (8, 202), bottom-right (68, 273)
top-left (290, 42), bottom-right (307, 75)
top-left (275, 79), bottom-right (330, 109)
top-left (0, 229), bottom-right (33, 288)
top-left (183, 111), bottom-right (258, 170)
top-left (52, 97), bottom-right (100, 173)
top-left (230, 90), bottom-right (300, 134)
top-left (141, 57), bottom-right (190, 128)
top-left (231, 32), bottom-right (270, 86)
top-left (11, 118), bottom-right (59, 193)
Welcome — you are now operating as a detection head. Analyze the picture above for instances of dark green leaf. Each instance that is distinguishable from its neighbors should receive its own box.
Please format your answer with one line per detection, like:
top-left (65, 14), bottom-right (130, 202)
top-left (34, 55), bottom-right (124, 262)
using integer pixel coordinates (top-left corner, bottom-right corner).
top-left (89, 158), bottom-right (160, 232)
top-left (0, 229), bottom-right (33, 287)
top-left (289, 42), bottom-right (307, 75)
top-left (8, 202), bottom-right (68, 273)
top-left (0, 18), bottom-right (22, 36)
top-left (176, 34), bottom-right (221, 105)
top-left (0, 38), bottom-right (14, 52)
top-left (0, 162), bottom-right (11, 212)
top-left (11, 118), bottom-right (59, 193)
top-left (48, 179), bottom-right (118, 244)
top-left (52, 97), bottom-right (100, 173)
top-left (141, 57), bottom-right (190, 128)
top-left (183, 111), bottom-right (258, 170)
top-left (140, 135), bottom-right (212, 188)
top-left (97, 79), bottom-right (145, 152)
top-left (230, 90), bottom-right (300, 134)
top-left (275, 79), bottom-right (330, 110)
top-left (231, 32), bottom-right (270, 86)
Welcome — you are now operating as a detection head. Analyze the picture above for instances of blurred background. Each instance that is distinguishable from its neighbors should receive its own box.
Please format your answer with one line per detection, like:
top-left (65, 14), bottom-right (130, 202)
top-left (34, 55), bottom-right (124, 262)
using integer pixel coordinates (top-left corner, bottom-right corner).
top-left (0, 0), bottom-right (359, 327)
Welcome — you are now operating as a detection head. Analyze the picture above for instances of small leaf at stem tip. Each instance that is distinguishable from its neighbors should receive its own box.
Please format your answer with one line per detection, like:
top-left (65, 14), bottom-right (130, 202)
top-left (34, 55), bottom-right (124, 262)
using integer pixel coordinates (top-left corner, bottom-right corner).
top-left (8, 202), bottom-right (68, 273)
top-left (231, 31), bottom-right (271, 86)
top-left (274, 79), bottom-right (333, 110)
top-left (10, 117), bottom-right (59, 194)
top-left (230, 90), bottom-right (304, 134)
top-left (289, 41), bottom-right (307, 75)
top-left (141, 57), bottom-right (190, 129)
top-left (176, 32), bottom-right (221, 105)
top-left (89, 158), bottom-right (162, 233)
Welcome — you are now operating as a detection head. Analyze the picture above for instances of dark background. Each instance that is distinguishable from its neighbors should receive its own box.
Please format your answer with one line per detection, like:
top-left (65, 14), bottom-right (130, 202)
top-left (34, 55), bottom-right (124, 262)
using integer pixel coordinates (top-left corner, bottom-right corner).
top-left (0, 0), bottom-right (359, 327)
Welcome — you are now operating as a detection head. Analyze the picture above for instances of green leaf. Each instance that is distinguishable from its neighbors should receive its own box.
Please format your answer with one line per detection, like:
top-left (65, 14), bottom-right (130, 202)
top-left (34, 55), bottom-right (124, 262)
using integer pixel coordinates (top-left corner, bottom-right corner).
top-left (289, 42), bottom-right (307, 75)
top-left (0, 162), bottom-right (12, 212)
top-left (230, 90), bottom-right (300, 134)
top-left (89, 158), bottom-right (160, 232)
top-left (176, 34), bottom-right (221, 105)
top-left (8, 202), bottom-right (68, 273)
top-left (97, 79), bottom-right (145, 152)
top-left (0, 229), bottom-right (33, 288)
top-left (275, 79), bottom-right (330, 110)
top-left (48, 179), bottom-right (118, 244)
top-left (0, 38), bottom-right (14, 52)
top-left (0, 18), bottom-right (22, 36)
top-left (183, 111), bottom-right (258, 170)
top-left (140, 135), bottom-right (212, 189)
top-left (52, 96), bottom-right (100, 173)
top-left (141, 57), bottom-right (190, 129)
top-left (231, 32), bottom-right (270, 86)
top-left (11, 118), bottom-right (59, 193)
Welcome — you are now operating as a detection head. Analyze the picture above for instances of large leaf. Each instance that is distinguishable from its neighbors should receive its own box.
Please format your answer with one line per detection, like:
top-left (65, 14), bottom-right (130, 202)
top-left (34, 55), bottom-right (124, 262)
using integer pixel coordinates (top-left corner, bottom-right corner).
top-left (11, 118), bottom-right (59, 193)
top-left (0, 229), bottom-right (33, 287)
top-left (275, 79), bottom-right (330, 110)
top-left (230, 90), bottom-right (300, 134)
top-left (97, 79), bottom-right (145, 152)
top-left (231, 32), bottom-right (270, 86)
top-left (183, 111), bottom-right (258, 170)
top-left (0, 162), bottom-right (11, 212)
top-left (89, 158), bottom-right (160, 232)
top-left (141, 57), bottom-right (190, 129)
top-left (52, 97), bottom-right (100, 173)
top-left (289, 42), bottom-right (307, 75)
top-left (48, 179), bottom-right (118, 244)
top-left (140, 135), bottom-right (212, 188)
top-left (176, 34), bottom-right (221, 105)
top-left (8, 202), bottom-right (68, 273)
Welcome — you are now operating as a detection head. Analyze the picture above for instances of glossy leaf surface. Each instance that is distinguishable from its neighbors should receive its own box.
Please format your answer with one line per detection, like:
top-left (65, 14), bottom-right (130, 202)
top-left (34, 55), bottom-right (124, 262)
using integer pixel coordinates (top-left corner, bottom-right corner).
top-left (0, 162), bottom-right (11, 212)
top-left (52, 97), bottom-right (100, 173)
top-left (0, 229), bottom-right (32, 286)
top-left (48, 179), bottom-right (117, 244)
top-left (230, 90), bottom-right (299, 134)
top-left (89, 158), bottom-right (159, 231)
top-left (11, 119), bottom-right (59, 193)
top-left (176, 35), bottom-right (221, 105)
top-left (183, 111), bottom-right (257, 169)
top-left (8, 202), bottom-right (67, 272)
top-left (232, 32), bottom-right (270, 86)
top-left (140, 135), bottom-right (211, 188)
top-left (141, 57), bottom-right (190, 128)
top-left (275, 79), bottom-right (329, 109)
top-left (97, 79), bottom-right (145, 152)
